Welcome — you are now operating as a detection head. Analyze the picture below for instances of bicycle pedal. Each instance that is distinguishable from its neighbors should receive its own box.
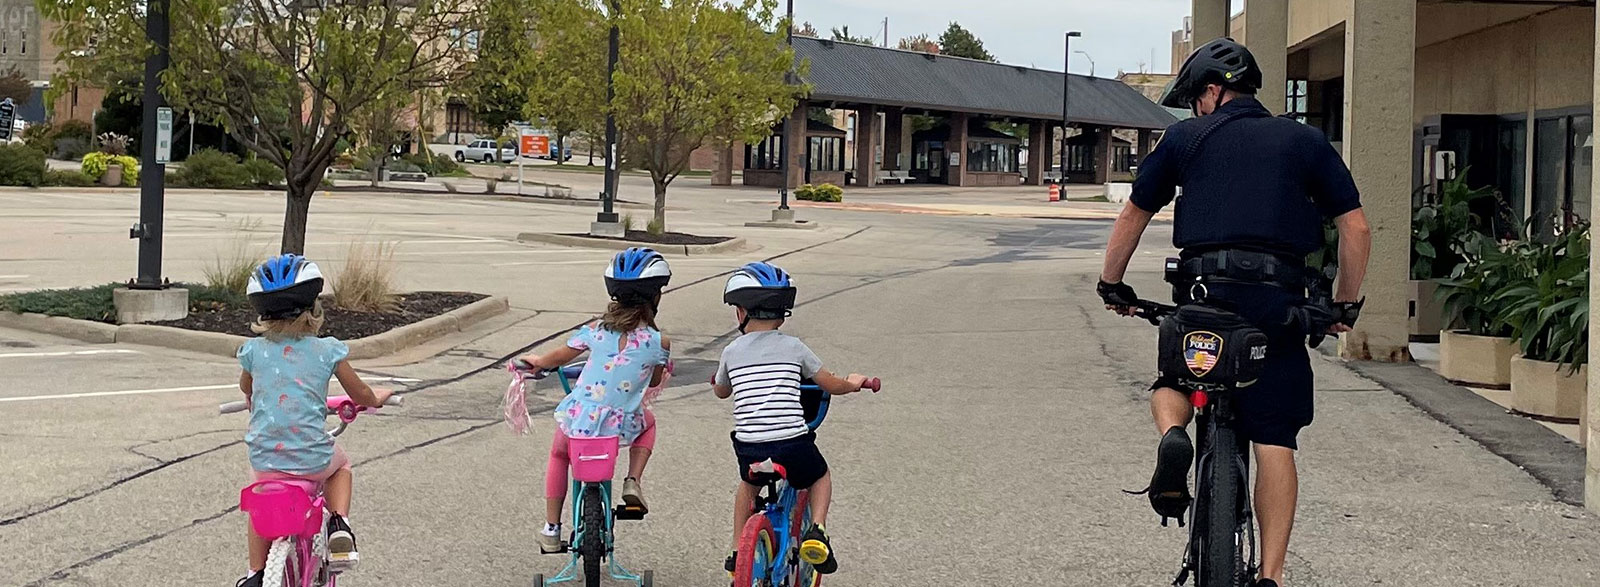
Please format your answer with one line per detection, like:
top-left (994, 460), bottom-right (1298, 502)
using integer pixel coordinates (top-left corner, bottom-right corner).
top-left (614, 504), bottom-right (647, 520)
top-left (326, 552), bottom-right (359, 573)
top-left (540, 543), bottom-right (570, 555)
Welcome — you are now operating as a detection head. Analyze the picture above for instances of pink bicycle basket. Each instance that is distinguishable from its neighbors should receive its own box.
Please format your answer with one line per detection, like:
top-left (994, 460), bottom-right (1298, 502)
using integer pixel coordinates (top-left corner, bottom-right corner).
top-left (567, 435), bottom-right (621, 483)
top-left (239, 479), bottom-right (324, 539)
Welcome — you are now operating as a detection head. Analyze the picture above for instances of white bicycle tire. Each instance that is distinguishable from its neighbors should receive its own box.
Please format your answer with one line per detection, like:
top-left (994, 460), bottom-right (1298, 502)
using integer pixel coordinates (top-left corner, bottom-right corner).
top-left (263, 538), bottom-right (293, 587)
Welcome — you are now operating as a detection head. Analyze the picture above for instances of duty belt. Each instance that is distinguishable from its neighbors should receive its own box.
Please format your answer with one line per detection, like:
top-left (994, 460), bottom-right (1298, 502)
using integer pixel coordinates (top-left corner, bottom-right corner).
top-left (1167, 249), bottom-right (1307, 292)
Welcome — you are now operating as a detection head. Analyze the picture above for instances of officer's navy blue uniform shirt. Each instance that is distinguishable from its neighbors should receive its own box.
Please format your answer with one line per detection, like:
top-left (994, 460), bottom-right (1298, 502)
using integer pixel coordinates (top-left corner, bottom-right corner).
top-left (1130, 96), bottom-right (1362, 257)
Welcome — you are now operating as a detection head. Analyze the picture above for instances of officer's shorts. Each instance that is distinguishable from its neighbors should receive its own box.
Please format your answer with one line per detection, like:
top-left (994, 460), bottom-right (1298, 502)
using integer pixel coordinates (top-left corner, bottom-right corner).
top-left (1153, 281), bottom-right (1314, 450)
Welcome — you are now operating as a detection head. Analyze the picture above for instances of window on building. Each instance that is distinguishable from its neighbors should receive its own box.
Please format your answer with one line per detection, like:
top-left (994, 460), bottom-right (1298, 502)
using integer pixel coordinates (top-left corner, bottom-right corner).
top-left (1321, 78), bottom-right (1344, 143)
top-left (1114, 145), bottom-right (1133, 172)
top-left (1498, 119), bottom-right (1527, 231)
top-left (965, 141), bottom-right (1018, 173)
top-left (1287, 80), bottom-right (1308, 124)
top-left (1067, 144), bottom-right (1093, 173)
top-left (1530, 113), bottom-right (1592, 239)
top-left (1570, 115), bottom-right (1593, 226)
top-left (808, 136), bottom-right (842, 171)
top-left (746, 135), bottom-right (782, 170)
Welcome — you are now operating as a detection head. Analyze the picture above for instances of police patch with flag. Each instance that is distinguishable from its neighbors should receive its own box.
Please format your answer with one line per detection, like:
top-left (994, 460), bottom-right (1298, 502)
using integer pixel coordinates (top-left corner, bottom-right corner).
top-left (1184, 331), bottom-right (1223, 377)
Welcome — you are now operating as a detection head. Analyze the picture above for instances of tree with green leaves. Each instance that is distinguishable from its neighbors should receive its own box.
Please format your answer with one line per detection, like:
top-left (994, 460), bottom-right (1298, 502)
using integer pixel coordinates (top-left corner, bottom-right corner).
top-left (587, 0), bottom-right (798, 232)
top-left (466, 0), bottom-right (538, 138)
top-left (937, 21), bottom-right (994, 61)
top-left (527, 0), bottom-right (607, 166)
top-left (42, 0), bottom-right (487, 253)
top-left (897, 34), bottom-right (939, 54)
top-left (830, 25), bottom-right (873, 45)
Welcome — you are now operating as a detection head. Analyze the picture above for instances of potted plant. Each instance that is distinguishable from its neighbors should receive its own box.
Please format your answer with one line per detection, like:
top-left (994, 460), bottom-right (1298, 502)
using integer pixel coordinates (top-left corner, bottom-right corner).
top-left (1411, 175), bottom-right (1494, 342)
top-left (1435, 232), bottom-right (1527, 387)
top-left (1498, 222), bottom-right (1589, 424)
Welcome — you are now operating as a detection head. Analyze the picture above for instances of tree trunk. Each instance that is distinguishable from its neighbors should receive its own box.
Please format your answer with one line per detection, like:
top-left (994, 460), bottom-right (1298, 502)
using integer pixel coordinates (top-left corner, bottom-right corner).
top-left (369, 154), bottom-right (383, 188)
top-left (281, 181), bottom-right (314, 254)
top-left (652, 178), bottom-right (668, 234)
top-left (587, 141), bottom-right (595, 166)
top-left (555, 133), bottom-right (565, 166)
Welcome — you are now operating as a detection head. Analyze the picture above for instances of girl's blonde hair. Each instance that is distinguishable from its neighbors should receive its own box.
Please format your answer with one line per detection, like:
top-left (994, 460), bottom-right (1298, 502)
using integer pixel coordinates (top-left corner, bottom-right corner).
top-left (251, 302), bottom-right (326, 341)
top-left (599, 301), bottom-right (657, 333)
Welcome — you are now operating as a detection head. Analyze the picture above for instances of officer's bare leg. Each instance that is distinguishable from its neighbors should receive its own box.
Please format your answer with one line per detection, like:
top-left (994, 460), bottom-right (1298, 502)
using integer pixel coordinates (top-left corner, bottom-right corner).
top-left (1151, 387), bottom-right (1193, 433)
top-left (1254, 444), bottom-right (1298, 583)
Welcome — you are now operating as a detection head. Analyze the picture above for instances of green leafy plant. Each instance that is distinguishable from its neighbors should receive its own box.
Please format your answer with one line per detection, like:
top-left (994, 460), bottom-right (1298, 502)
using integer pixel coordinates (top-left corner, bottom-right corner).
top-left (794, 182), bottom-right (843, 202)
top-left (43, 169), bottom-right (97, 187)
top-left (1494, 223), bottom-right (1589, 372)
top-left (646, 216), bottom-right (665, 236)
top-left (0, 143), bottom-right (48, 187)
top-left (82, 152), bottom-right (140, 186)
top-left (176, 148), bottom-right (252, 189)
top-left (0, 283), bottom-right (120, 321)
top-left (96, 132), bottom-right (132, 156)
top-left (1412, 174), bottom-right (1494, 280)
top-left (242, 157), bottom-right (285, 187)
top-left (1436, 232), bottom-right (1535, 338)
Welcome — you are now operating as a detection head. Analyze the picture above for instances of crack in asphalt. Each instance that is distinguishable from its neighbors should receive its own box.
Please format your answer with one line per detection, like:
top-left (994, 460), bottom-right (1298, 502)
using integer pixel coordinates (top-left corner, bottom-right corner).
top-left (17, 225), bottom-right (879, 581)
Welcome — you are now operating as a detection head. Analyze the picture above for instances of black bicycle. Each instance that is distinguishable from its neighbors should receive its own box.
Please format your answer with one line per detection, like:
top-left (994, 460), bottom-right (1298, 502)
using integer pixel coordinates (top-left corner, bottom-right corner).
top-left (1131, 299), bottom-right (1258, 587)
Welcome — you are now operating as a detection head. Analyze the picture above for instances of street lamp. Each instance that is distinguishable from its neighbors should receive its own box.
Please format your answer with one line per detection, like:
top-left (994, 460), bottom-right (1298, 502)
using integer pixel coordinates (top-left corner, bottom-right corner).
top-left (1075, 50), bottom-right (1095, 78)
top-left (778, 0), bottom-right (795, 215)
top-left (1060, 31), bottom-right (1081, 186)
top-left (595, 0), bottom-right (622, 233)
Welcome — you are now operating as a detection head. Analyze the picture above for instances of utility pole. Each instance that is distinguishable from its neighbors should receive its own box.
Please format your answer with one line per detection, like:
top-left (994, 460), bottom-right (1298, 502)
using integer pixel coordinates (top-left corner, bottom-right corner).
top-left (1060, 31), bottom-right (1081, 185)
top-left (131, 0), bottom-right (171, 289)
top-left (593, 0), bottom-right (623, 235)
top-left (776, 0), bottom-right (795, 215)
top-left (1076, 50), bottom-right (1096, 78)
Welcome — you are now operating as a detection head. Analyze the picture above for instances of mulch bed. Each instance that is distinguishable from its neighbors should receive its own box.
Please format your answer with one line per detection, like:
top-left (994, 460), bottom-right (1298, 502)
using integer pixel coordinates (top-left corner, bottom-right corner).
top-left (562, 230), bottom-right (733, 245)
top-left (152, 291), bottom-right (487, 340)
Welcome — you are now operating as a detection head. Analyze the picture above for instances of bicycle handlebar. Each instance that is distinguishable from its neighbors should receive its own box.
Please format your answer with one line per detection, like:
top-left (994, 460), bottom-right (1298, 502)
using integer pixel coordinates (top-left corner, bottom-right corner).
top-left (1129, 300), bottom-right (1176, 326)
top-left (218, 394), bottom-right (403, 415)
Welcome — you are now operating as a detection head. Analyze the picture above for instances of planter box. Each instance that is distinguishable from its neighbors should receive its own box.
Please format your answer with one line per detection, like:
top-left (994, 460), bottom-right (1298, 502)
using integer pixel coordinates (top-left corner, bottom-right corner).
top-left (1409, 280), bottom-right (1444, 343)
top-left (101, 164), bottom-right (123, 187)
top-left (1105, 182), bottom-right (1133, 204)
top-left (1438, 330), bottom-right (1515, 388)
top-left (1510, 355), bottom-right (1587, 423)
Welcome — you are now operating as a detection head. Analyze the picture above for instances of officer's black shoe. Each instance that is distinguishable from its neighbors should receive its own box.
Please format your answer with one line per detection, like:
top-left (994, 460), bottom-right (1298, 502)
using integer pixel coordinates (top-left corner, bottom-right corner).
top-left (1254, 580), bottom-right (1280, 587)
top-left (1138, 426), bottom-right (1194, 526)
top-left (724, 551), bottom-right (737, 574)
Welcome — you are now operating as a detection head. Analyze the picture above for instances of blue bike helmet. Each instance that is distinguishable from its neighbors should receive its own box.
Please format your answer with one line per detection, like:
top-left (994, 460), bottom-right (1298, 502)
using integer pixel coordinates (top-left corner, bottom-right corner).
top-left (604, 247), bottom-right (671, 306)
top-left (246, 254), bottom-right (324, 320)
top-left (723, 262), bottom-right (797, 320)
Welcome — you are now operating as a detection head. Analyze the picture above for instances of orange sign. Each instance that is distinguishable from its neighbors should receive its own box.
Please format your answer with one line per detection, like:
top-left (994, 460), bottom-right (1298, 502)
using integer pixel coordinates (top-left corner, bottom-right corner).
top-left (521, 134), bottom-right (550, 158)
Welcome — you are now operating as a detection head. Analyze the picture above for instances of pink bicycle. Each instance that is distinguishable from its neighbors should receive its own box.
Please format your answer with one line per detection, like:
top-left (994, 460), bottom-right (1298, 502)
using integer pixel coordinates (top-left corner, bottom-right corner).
top-left (220, 394), bottom-right (403, 587)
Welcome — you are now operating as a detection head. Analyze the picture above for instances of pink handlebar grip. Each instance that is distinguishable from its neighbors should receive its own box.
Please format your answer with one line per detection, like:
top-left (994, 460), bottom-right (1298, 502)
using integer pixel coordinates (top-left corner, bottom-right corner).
top-left (863, 377), bottom-right (882, 393)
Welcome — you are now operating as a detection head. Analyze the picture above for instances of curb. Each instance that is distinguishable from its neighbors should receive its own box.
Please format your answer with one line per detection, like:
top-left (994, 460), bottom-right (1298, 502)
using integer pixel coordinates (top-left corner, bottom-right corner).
top-left (0, 296), bottom-right (510, 360)
top-left (1346, 360), bottom-right (1586, 506)
top-left (744, 220), bottom-right (821, 230)
top-left (516, 232), bottom-right (749, 255)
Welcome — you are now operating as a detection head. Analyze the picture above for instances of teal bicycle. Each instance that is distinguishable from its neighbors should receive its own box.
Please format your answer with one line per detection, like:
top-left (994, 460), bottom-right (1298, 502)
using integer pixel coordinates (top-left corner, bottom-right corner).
top-left (511, 361), bottom-right (652, 587)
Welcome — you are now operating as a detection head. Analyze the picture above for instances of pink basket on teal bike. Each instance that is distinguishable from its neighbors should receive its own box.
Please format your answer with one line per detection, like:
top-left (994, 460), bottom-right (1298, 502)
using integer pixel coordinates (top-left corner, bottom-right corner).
top-left (567, 436), bottom-right (621, 483)
top-left (240, 479), bottom-right (324, 540)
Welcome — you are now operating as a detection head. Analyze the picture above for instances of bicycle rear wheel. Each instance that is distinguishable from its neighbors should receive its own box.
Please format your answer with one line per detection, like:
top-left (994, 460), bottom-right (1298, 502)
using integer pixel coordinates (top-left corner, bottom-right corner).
top-left (733, 514), bottom-right (777, 587)
top-left (1199, 424), bottom-right (1246, 587)
top-left (580, 485), bottom-right (605, 587)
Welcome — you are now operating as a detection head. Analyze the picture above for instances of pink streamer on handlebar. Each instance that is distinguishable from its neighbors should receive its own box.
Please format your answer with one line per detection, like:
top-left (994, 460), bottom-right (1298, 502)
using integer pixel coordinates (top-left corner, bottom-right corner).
top-left (504, 363), bottom-right (534, 436)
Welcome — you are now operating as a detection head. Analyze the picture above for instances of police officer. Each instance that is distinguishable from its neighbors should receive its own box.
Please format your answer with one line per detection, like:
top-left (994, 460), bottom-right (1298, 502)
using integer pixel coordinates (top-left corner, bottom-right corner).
top-left (1096, 38), bottom-right (1372, 587)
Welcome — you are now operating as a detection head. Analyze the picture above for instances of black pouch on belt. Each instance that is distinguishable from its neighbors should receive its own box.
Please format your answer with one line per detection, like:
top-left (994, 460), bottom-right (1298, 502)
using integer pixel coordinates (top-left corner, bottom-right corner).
top-left (1157, 302), bottom-right (1271, 389)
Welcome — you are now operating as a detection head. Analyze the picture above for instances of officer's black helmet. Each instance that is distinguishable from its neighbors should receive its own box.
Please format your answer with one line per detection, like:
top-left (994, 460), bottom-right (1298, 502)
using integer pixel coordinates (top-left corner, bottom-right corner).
top-left (1162, 37), bottom-right (1263, 110)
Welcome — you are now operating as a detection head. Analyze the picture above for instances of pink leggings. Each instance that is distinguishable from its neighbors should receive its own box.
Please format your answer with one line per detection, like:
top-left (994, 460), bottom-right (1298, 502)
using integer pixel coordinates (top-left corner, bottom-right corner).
top-left (545, 411), bottom-right (656, 501)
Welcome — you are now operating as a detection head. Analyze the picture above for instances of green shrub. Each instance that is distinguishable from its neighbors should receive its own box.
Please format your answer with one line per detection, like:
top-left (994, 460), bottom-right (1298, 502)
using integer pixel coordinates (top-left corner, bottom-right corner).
top-left (54, 137), bottom-right (90, 160)
top-left (43, 169), bottom-right (96, 187)
top-left (794, 183), bottom-right (843, 203)
top-left (403, 152), bottom-right (462, 176)
top-left (242, 157), bottom-right (284, 187)
top-left (55, 120), bottom-right (93, 141)
top-left (0, 143), bottom-right (48, 187)
top-left (82, 152), bottom-right (139, 186)
top-left (0, 283), bottom-right (120, 321)
top-left (21, 123), bottom-right (56, 154)
top-left (175, 149), bottom-right (251, 188)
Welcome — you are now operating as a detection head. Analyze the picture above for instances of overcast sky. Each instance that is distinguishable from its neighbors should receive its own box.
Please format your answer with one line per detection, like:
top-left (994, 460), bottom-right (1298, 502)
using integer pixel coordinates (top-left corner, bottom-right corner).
top-left (794, 0), bottom-right (1196, 76)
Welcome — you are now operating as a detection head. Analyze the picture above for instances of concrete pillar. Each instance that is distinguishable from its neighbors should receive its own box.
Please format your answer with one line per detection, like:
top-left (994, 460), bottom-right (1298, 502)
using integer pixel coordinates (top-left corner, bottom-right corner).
top-left (884, 109), bottom-right (904, 170)
top-left (1192, 0), bottom-right (1230, 46)
top-left (1026, 121), bottom-right (1048, 186)
top-left (1244, 0), bottom-right (1288, 114)
top-left (854, 105), bottom-right (878, 187)
top-left (1136, 129), bottom-right (1155, 167)
top-left (784, 100), bottom-right (808, 190)
top-left (1339, 0), bottom-right (1414, 363)
top-left (1585, 6), bottom-right (1600, 513)
top-left (712, 141), bottom-right (734, 186)
top-left (949, 112), bottom-right (970, 187)
top-left (1092, 127), bottom-right (1113, 185)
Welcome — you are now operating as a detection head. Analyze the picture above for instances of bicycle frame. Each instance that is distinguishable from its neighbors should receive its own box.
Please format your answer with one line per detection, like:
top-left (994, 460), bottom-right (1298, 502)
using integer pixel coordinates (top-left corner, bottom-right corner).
top-left (738, 383), bottom-right (829, 587)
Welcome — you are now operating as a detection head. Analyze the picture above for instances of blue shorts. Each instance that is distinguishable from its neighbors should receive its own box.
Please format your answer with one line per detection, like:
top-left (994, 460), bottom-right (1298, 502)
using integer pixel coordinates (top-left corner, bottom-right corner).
top-left (732, 432), bottom-right (829, 490)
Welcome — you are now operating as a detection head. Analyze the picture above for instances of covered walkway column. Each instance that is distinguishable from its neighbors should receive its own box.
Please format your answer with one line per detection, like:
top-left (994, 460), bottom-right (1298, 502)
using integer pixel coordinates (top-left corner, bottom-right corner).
top-left (1026, 121), bottom-right (1049, 186)
top-left (1192, 0), bottom-right (1229, 45)
top-left (949, 112), bottom-right (970, 187)
top-left (1244, 0), bottom-right (1288, 113)
top-left (1339, 0), bottom-right (1413, 362)
top-left (884, 108), bottom-right (904, 170)
top-left (712, 142), bottom-right (734, 186)
top-left (1136, 129), bottom-right (1155, 168)
top-left (783, 99), bottom-right (808, 190)
top-left (1586, 7), bottom-right (1600, 511)
top-left (1092, 126), bottom-right (1113, 185)
top-left (855, 105), bottom-right (878, 187)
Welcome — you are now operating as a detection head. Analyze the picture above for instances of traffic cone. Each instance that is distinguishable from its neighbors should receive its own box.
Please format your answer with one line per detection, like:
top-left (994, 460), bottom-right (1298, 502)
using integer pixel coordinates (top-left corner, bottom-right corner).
top-left (1048, 183), bottom-right (1061, 202)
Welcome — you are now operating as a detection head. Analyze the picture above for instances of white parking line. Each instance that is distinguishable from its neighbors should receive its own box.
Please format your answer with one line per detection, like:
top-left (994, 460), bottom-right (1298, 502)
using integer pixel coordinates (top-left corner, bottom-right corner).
top-left (0, 349), bottom-right (140, 359)
top-left (0, 376), bottom-right (422, 403)
top-left (0, 275), bottom-right (28, 280)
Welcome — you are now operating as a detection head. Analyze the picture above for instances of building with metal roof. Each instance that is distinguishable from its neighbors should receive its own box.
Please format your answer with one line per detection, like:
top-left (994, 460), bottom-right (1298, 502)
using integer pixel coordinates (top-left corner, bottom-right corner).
top-left (724, 37), bottom-right (1179, 189)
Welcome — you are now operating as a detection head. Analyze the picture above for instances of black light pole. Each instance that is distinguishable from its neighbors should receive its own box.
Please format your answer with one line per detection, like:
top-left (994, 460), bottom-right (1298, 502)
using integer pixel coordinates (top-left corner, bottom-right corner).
top-left (1060, 31), bottom-right (1081, 185)
top-left (598, 0), bottom-right (621, 225)
top-left (131, 0), bottom-right (171, 289)
top-left (778, 0), bottom-right (794, 211)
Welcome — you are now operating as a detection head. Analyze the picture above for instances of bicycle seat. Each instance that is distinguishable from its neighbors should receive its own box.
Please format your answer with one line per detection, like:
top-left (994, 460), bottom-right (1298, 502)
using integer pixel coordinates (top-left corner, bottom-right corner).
top-left (746, 459), bottom-right (788, 485)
